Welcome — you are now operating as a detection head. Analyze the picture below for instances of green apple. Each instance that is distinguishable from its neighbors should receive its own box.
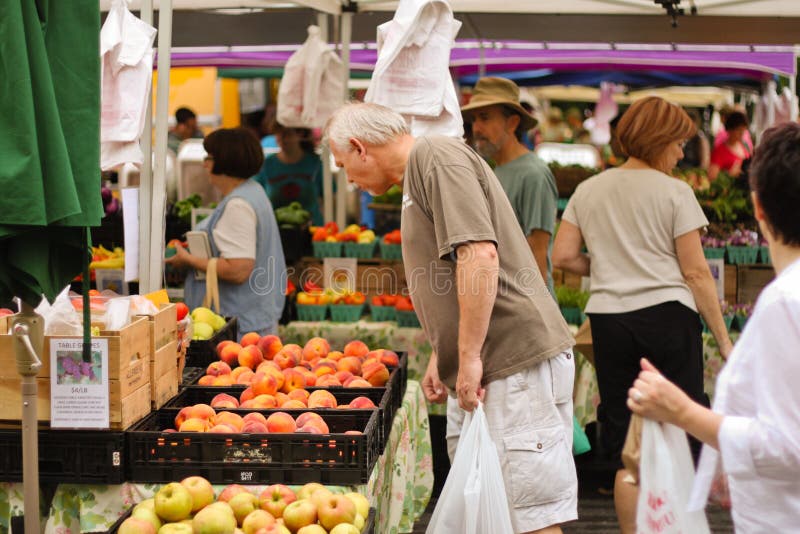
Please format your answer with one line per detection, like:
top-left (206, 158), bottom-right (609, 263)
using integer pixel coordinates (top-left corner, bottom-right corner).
top-left (154, 482), bottom-right (194, 522)
top-left (282, 500), bottom-right (318, 532)
top-left (134, 498), bottom-right (156, 514)
top-left (353, 513), bottom-right (365, 531)
top-left (241, 509), bottom-right (275, 534)
top-left (228, 491), bottom-right (260, 526)
top-left (193, 505), bottom-right (237, 534)
top-left (344, 492), bottom-right (369, 520)
top-left (297, 525), bottom-right (327, 534)
top-left (317, 494), bottom-right (356, 531)
top-left (157, 523), bottom-right (193, 534)
top-left (181, 476), bottom-right (216, 512)
top-left (330, 524), bottom-right (360, 534)
top-left (118, 517), bottom-right (157, 534)
top-left (132, 506), bottom-right (163, 532)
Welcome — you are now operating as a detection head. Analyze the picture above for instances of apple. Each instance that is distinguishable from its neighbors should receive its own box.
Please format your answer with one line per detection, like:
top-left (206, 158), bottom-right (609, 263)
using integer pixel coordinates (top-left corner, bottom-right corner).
top-left (131, 506), bottom-right (162, 532)
top-left (255, 524), bottom-right (291, 534)
top-left (317, 494), bottom-right (356, 531)
top-left (241, 509), bottom-right (275, 534)
top-left (343, 492), bottom-right (369, 519)
top-left (181, 476), bottom-right (216, 512)
top-left (118, 517), bottom-right (156, 534)
top-left (228, 491), bottom-right (260, 526)
top-left (330, 523), bottom-right (360, 534)
top-left (281, 500), bottom-right (318, 532)
top-left (193, 504), bottom-right (238, 534)
top-left (218, 484), bottom-right (250, 503)
top-left (258, 484), bottom-right (296, 519)
top-left (154, 482), bottom-right (194, 522)
top-left (296, 525), bottom-right (328, 534)
top-left (157, 523), bottom-right (193, 534)
top-left (353, 513), bottom-right (365, 531)
top-left (134, 498), bottom-right (156, 514)
top-left (310, 487), bottom-right (333, 509)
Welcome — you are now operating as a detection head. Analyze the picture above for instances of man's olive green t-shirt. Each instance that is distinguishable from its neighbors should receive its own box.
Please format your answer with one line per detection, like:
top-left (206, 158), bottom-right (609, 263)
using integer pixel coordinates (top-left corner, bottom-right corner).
top-left (400, 136), bottom-right (574, 390)
top-left (493, 152), bottom-right (558, 296)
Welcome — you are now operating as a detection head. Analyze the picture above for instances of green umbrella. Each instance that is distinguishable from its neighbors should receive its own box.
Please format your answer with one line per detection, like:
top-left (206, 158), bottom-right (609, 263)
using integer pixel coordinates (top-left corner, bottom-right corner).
top-left (0, 1), bottom-right (101, 530)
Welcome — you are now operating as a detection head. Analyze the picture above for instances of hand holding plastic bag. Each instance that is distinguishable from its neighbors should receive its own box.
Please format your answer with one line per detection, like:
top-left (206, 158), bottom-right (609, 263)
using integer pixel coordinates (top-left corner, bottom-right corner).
top-left (427, 403), bottom-right (514, 534)
top-left (637, 419), bottom-right (710, 534)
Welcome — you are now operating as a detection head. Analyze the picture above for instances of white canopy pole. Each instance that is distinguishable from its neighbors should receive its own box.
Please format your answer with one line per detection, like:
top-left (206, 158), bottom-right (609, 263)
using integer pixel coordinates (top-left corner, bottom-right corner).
top-left (147, 0), bottom-right (173, 292)
top-left (319, 12), bottom-right (334, 224)
top-left (139, 0), bottom-right (154, 288)
top-left (336, 11), bottom-right (352, 230)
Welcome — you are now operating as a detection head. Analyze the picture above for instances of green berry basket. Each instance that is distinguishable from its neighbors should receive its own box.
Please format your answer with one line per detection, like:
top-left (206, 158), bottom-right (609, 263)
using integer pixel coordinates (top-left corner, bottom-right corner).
top-left (312, 241), bottom-right (343, 258)
top-left (723, 314), bottom-right (735, 331)
top-left (296, 304), bottom-right (328, 321)
top-left (703, 247), bottom-right (726, 260)
top-left (344, 241), bottom-right (377, 259)
top-left (329, 304), bottom-right (365, 322)
top-left (379, 241), bottom-right (403, 260)
top-left (370, 304), bottom-right (397, 322)
top-left (560, 306), bottom-right (585, 326)
top-left (734, 315), bottom-right (749, 331)
top-left (395, 309), bottom-right (421, 328)
top-left (726, 246), bottom-right (758, 265)
top-left (759, 246), bottom-right (771, 264)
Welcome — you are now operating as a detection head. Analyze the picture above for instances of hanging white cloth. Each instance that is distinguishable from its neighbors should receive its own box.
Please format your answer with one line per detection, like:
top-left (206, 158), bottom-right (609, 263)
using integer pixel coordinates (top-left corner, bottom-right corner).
top-left (276, 26), bottom-right (345, 129)
top-left (583, 81), bottom-right (619, 146)
top-left (365, 0), bottom-right (463, 138)
top-left (99, 0), bottom-right (156, 170)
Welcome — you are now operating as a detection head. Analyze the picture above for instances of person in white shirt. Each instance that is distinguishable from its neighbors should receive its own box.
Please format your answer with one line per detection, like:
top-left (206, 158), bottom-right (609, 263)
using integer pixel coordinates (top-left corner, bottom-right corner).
top-left (628, 121), bottom-right (800, 531)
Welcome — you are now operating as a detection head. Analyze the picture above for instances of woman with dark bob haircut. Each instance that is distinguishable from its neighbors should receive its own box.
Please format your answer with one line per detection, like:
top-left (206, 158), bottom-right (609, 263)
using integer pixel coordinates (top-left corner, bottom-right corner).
top-left (628, 122), bottom-right (800, 531)
top-left (552, 96), bottom-right (733, 532)
top-left (166, 128), bottom-right (287, 337)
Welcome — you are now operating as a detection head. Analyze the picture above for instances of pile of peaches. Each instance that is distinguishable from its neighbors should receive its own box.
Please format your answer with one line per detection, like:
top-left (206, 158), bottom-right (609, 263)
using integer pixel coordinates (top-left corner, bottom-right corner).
top-left (195, 335), bottom-right (399, 393)
top-left (171, 403), bottom-right (371, 435)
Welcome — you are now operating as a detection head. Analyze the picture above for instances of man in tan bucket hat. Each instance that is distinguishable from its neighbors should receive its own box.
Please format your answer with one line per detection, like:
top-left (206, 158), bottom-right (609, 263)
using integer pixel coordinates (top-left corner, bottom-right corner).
top-left (462, 77), bottom-right (558, 296)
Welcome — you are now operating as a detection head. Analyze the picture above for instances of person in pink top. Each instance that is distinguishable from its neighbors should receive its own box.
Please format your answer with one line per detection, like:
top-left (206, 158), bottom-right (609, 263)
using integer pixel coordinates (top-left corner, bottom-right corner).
top-left (709, 111), bottom-right (750, 180)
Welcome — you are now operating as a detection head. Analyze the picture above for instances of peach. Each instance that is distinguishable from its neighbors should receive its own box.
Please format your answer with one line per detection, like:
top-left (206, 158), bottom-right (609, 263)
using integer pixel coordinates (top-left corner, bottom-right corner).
top-left (251, 372), bottom-right (279, 397)
top-left (295, 412), bottom-right (325, 428)
top-left (325, 351), bottom-right (344, 362)
top-left (210, 393), bottom-right (239, 409)
top-left (312, 361), bottom-right (337, 378)
top-left (242, 412), bottom-right (268, 427)
top-left (304, 419), bottom-right (329, 434)
top-left (257, 335), bottom-right (284, 360)
top-left (198, 375), bottom-right (215, 386)
top-left (231, 366), bottom-right (251, 381)
top-left (174, 406), bottom-right (193, 429)
top-left (219, 344), bottom-right (243, 367)
top-left (190, 403), bottom-right (217, 421)
top-left (179, 418), bottom-right (210, 432)
top-left (344, 430), bottom-right (362, 435)
top-left (239, 400), bottom-right (256, 409)
top-left (275, 392), bottom-right (290, 406)
top-left (238, 345), bottom-right (265, 370)
top-left (242, 421), bottom-right (269, 434)
top-left (240, 332), bottom-right (262, 347)
top-left (307, 390), bottom-right (337, 409)
top-left (266, 412), bottom-right (297, 433)
top-left (208, 424), bottom-right (236, 433)
top-left (280, 344), bottom-right (303, 361)
top-left (260, 365), bottom-right (286, 392)
top-left (296, 424), bottom-right (323, 434)
top-left (235, 369), bottom-right (255, 385)
top-left (336, 357), bottom-right (362, 376)
top-left (216, 411), bottom-right (245, 431)
top-left (349, 396), bottom-right (376, 409)
top-left (335, 371), bottom-right (354, 384)
top-left (280, 400), bottom-right (307, 409)
top-left (240, 387), bottom-right (255, 403)
top-left (379, 350), bottom-right (400, 367)
top-left (315, 375), bottom-right (342, 387)
top-left (252, 394), bottom-right (278, 409)
top-left (207, 361), bottom-right (232, 377)
top-left (301, 337), bottom-right (330, 361)
top-left (212, 374), bottom-right (235, 386)
top-left (343, 340), bottom-right (369, 358)
top-left (345, 378), bottom-right (372, 388)
top-left (287, 389), bottom-right (310, 404)
top-left (281, 368), bottom-right (307, 393)
top-left (273, 351), bottom-right (298, 370)
top-left (362, 362), bottom-right (390, 387)
top-left (257, 360), bottom-right (282, 373)
top-left (218, 484), bottom-right (249, 503)
top-left (296, 367), bottom-right (317, 387)
top-left (216, 339), bottom-right (235, 356)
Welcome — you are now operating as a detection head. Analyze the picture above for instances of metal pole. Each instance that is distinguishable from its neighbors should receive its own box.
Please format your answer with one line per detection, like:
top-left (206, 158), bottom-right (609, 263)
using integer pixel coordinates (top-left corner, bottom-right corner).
top-left (318, 12), bottom-right (334, 223)
top-left (337, 12), bottom-right (353, 230)
top-left (12, 303), bottom-right (43, 534)
top-left (148, 0), bottom-right (173, 293)
top-left (139, 0), bottom-right (154, 290)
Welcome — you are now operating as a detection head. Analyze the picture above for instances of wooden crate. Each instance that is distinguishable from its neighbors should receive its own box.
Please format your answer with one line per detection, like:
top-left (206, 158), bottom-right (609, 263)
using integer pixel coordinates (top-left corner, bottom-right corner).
top-left (738, 265), bottom-right (774, 304)
top-left (724, 264), bottom-right (738, 304)
top-left (110, 382), bottom-right (151, 429)
top-left (0, 316), bottom-right (151, 380)
top-left (150, 340), bottom-right (180, 409)
top-left (150, 340), bottom-right (179, 379)
top-left (138, 303), bottom-right (178, 353)
top-left (152, 366), bottom-right (179, 410)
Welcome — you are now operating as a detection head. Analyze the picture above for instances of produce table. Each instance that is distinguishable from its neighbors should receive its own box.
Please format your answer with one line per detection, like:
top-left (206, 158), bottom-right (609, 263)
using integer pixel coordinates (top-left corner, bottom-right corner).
top-left (572, 332), bottom-right (733, 428)
top-left (0, 381), bottom-right (433, 534)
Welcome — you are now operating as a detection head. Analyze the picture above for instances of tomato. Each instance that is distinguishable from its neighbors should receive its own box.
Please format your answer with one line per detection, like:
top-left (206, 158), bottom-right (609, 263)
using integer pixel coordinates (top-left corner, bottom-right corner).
top-left (175, 302), bottom-right (189, 321)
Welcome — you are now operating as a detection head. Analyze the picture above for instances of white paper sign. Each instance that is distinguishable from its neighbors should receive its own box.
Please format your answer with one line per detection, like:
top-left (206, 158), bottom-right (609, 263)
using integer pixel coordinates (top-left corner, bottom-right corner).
top-left (706, 258), bottom-right (725, 300)
top-left (323, 258), bottom-right (358, 292)
top-left (50, 338), bottom-right (110, 429)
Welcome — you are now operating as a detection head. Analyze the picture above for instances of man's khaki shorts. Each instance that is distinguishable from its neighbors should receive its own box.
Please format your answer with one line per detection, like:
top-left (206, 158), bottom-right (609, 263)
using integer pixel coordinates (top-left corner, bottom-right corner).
top-left (446, 350), bottom-right (578, 533)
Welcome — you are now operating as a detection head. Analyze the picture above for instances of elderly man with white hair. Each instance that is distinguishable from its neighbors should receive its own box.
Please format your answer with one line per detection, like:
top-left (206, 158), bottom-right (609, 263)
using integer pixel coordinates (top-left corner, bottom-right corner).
top-left (325, 102), bottom-right (577, 534)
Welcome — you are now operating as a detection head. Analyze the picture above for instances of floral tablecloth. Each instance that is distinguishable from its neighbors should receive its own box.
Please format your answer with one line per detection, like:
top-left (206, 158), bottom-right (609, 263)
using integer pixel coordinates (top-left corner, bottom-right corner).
top-left (280, 321), bottom-right (443, 415)
top-left (572, 333), bottom-right (733, 428)
top-left (0, 381), bottom-right (433, 534)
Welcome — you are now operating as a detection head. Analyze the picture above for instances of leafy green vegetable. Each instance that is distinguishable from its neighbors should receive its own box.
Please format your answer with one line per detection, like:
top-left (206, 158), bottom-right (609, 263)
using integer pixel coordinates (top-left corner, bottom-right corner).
top-left (555, 286), bottom-right (590, 309)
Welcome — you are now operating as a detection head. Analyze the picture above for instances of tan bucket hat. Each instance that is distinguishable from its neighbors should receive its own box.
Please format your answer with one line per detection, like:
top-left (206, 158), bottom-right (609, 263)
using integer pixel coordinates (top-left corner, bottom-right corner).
top-left (461, 77), bottom-right (538, 130)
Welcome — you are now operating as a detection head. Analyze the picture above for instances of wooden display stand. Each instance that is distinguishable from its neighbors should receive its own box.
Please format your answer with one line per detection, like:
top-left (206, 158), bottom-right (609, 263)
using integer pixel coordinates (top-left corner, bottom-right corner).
top-left (138, 303), bottom-right (182, 409)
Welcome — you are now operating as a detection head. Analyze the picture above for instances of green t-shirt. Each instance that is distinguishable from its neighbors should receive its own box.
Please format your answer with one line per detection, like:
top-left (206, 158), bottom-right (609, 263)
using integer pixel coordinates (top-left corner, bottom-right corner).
top-left (493, 152), bottom-right (558, 295)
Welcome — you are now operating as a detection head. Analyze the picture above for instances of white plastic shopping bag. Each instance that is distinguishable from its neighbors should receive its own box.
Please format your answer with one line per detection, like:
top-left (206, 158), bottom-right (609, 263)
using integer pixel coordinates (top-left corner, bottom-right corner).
top-left (637, 419), bottom-right (710, 534)
top-left (427, 403), bottom-right (514, 534)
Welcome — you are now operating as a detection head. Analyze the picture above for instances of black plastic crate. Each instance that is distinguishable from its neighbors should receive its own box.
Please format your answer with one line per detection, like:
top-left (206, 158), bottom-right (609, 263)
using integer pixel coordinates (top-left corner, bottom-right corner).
top-left (126, 408), bottom-right (380, 485)
top-left (185, 317), bottom-right (238, 368)
top-left (0, 428), bottom-right (125, 484)
top-left (163, 385), bottom-right (392, 453)
top-left (181, 366), bottom-right (206, 387)
top-left (279, 223), bottom-right (312, 265)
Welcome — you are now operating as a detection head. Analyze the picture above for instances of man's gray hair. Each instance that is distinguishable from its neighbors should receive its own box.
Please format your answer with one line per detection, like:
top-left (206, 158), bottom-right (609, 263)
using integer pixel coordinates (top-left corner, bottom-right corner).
top-left (324, 102), bottom-right (410, 151)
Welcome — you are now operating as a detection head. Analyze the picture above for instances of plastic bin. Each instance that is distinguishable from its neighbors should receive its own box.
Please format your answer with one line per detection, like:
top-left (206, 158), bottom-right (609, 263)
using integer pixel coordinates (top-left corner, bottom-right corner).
top-left (369, 304), bottom-right (396, 322)
top-left (560, 306), bottom-right (585, 326)
top-left (296, 304), bottom-right (328, 322)
top-left (329, 304), bottom-right (364, 322)
top-left (726, 246), bottom-right (759, 265)
top-left (379, 241), bottom-right (403, 260)
top-left (185, 317), bottom-right (238, 368)
top-left (343, 241), bottom-right (377, 259)
top-left (312, 241), bottom-right (343, 258)
top-left (703, 247), bottom-right (725, 260)
top-left (395, 310), bottom-right (421, 328)
top-left (126, 409), bottom-right (380, 484)
top-left (759, 246), bottom-right (771, 264)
